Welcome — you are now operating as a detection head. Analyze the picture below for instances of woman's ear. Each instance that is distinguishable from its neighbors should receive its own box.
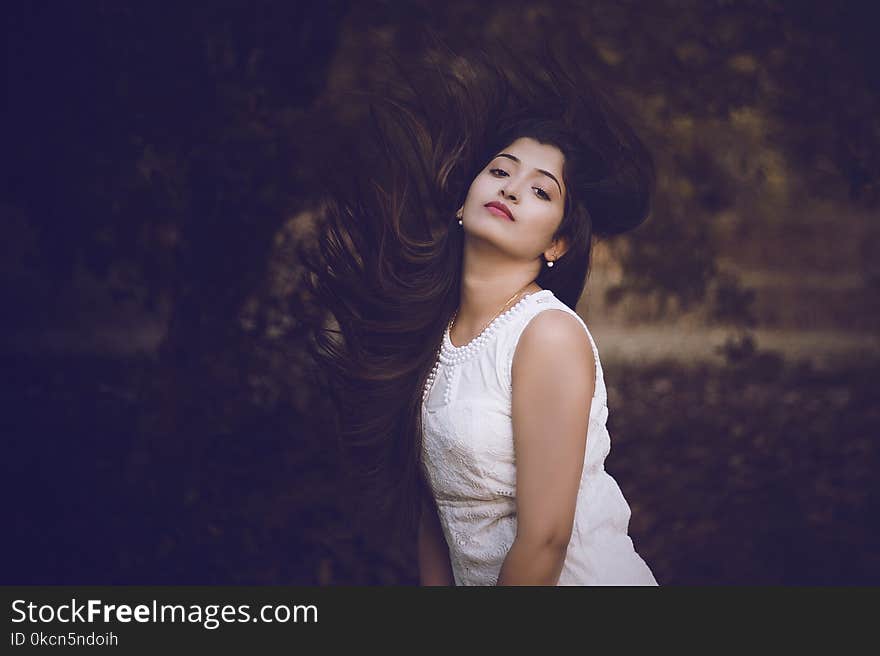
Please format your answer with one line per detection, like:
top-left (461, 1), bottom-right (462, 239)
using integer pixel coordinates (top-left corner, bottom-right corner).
top-left (543, 236), bottom-right (569, 263)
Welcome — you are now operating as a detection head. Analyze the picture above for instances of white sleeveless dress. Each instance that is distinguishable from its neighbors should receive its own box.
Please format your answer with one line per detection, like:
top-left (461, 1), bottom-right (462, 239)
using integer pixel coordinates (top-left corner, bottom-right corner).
top-left (420, 289), bottom-right (658, 586)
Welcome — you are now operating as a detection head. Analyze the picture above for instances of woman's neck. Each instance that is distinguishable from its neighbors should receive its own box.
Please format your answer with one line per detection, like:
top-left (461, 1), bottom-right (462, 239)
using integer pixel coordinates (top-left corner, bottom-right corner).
top-left (453, 245), bottom-right (543, 343)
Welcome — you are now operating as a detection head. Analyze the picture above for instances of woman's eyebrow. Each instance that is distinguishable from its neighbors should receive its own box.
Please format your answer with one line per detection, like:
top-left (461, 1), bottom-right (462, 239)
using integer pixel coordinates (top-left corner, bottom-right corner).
top-left (495, 153), bottom-right (562, 194)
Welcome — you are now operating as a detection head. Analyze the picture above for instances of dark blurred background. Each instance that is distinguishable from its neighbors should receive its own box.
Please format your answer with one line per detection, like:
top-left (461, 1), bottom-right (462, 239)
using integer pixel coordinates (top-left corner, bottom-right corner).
top-left (3, 0), bottom-right (878, 585)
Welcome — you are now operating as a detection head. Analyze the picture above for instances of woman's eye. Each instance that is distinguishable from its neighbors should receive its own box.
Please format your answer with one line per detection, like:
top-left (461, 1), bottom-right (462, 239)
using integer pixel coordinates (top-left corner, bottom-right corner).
top-left (490, 168), bottom-right (551, 201)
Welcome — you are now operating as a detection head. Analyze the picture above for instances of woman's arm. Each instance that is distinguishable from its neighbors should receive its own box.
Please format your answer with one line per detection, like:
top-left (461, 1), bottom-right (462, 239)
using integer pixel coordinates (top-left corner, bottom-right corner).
top-left (418, 493), bottom-right (455, 586)
top-left (495, 534), bottom-right (570, 586)
top-left (496, 310), bottom-right (596, 586)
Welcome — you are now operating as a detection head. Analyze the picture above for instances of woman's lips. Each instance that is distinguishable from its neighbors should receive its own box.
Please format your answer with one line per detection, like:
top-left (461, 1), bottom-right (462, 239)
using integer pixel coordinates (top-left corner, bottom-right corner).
top-left (485, 205), bottom-right (514, 221)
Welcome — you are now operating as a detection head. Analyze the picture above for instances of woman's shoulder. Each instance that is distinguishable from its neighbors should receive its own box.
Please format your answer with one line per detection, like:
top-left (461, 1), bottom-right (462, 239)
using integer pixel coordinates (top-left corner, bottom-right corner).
top-left (509, 300), bottom-right (598, 407)
top-left (516, 292), bottom-right (598, 355)
top-left (514, 303), bottom-right (595, 367)
top-left (499, 290), bottom-right (602, 387)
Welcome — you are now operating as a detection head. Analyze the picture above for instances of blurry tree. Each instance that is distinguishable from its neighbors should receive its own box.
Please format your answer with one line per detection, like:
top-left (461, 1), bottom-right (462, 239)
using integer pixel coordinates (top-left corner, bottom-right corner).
top-left (4, 0), bottom-right (351, 582)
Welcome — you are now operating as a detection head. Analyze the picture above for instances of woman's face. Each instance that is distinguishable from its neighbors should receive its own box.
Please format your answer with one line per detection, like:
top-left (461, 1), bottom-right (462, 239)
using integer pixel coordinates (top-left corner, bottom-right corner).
top-left (461, 136), bottom-right (567, 262)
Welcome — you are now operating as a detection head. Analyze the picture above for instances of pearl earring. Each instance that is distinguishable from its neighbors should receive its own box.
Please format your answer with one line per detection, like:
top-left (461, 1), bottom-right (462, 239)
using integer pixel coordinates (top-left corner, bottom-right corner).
top-left (456, 208), bottom-right (463, 225)
top-left (547, 260), bottom-right (554, 267)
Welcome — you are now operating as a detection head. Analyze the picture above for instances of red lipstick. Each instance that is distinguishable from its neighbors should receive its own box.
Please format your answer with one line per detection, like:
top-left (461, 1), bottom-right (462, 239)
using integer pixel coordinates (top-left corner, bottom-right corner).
top-left (484, 201), bottom-right (514, 221)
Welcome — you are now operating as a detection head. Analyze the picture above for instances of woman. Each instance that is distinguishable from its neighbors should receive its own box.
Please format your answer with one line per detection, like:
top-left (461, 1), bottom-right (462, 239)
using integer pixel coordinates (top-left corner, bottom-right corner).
top-left (301, 33), bottom-right (658, 585)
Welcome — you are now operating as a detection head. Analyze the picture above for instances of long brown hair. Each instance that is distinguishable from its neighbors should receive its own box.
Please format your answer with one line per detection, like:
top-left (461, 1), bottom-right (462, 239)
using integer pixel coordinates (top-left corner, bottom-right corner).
top-left (298, 31), bottom-right (655, 549)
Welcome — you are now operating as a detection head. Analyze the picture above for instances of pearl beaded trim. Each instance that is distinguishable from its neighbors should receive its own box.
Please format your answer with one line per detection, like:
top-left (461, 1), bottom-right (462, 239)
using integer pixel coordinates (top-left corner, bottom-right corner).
top-left (421, 289), bottom-right (552, 403)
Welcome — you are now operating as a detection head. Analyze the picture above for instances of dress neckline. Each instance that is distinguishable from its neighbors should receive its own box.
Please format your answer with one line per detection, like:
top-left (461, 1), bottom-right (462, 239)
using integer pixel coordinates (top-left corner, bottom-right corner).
top-left (440, 289), bottom-right (553, 365)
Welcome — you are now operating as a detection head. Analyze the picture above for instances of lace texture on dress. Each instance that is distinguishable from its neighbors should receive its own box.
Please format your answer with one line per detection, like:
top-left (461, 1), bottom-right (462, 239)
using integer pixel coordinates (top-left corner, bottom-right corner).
top-left (421, 289), bottom-right (658, 586)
